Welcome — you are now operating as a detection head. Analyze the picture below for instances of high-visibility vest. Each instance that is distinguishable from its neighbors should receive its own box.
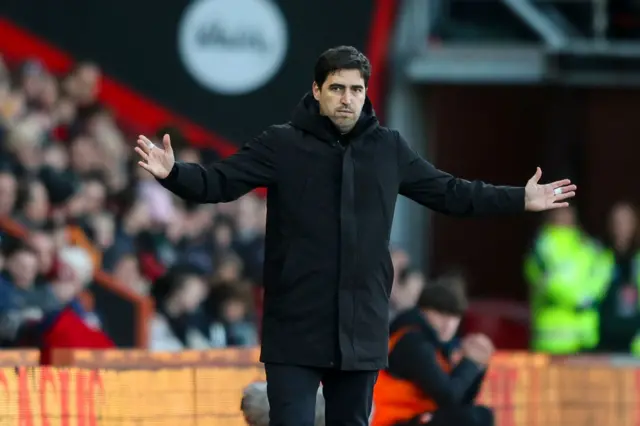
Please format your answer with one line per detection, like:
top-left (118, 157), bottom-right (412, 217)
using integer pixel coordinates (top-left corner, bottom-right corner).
top-left (371, 326), bottom-right (455, 426)
top-left (525, 226), bottom-right (603, 354)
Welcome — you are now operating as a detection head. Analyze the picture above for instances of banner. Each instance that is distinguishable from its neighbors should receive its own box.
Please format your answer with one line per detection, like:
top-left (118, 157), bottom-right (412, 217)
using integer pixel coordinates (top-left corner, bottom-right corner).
top-left (1, 350), bottom-right (640, 426)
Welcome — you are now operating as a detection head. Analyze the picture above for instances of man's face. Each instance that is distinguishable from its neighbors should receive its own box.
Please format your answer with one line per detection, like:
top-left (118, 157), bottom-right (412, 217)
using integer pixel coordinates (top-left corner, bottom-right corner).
top-left (424, 310), bottom-right (461, 343)
top-left (312, 69), bottom-right (366, 134)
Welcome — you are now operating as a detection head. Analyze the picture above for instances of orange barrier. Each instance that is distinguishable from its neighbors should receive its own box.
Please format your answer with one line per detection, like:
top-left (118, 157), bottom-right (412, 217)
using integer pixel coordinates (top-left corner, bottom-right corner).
top-left (1, 349), bottom-right (640, 426)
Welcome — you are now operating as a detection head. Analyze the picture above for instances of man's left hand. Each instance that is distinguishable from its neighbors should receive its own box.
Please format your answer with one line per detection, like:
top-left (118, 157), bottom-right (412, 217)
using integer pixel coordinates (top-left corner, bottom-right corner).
top-left (524, 167), bottom-right (576, 212)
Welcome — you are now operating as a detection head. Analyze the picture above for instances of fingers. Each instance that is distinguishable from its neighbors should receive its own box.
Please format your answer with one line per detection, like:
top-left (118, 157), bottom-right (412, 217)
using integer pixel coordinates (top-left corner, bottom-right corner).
top-left (137, 136), bottom-right (153, 155)
top-left (134, 147), bottom-right (149, 162)
top-left (137, 161), bottom-right (152, 173)
top-left (555, 191), bottom-right (576, 201)
top-left (162, 133), bottom-right (172, 152)
top-left (551, 179), bottom-right (572, 189)
top-left (529, 167), bottom-right (542, 184)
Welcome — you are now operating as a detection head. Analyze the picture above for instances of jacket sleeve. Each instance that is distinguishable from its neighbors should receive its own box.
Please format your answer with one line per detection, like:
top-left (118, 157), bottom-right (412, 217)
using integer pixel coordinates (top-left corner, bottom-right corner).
top-left (389, 331), bottom-right (485, 408)
top-left (157, 128), bottom-right (278, 203)
top-left (396, 133), bottom-right (525, 217)
top-left (461, 371), bottom-right (486, 403)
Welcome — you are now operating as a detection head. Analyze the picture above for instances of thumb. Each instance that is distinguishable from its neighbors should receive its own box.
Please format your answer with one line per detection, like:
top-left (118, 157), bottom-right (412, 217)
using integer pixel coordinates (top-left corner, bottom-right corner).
top-left (163, 134), bottom-right (173, 152)
top-left (529, 167), bottom-right (542, 184)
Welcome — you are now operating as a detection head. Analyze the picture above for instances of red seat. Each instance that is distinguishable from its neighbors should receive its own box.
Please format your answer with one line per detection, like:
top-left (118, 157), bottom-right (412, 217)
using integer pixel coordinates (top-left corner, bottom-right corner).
top-left (462, 299), bottom-right (530, 350)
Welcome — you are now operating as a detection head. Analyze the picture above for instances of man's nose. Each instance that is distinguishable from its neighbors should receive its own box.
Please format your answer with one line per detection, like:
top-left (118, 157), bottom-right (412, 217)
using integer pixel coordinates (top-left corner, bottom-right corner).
top-left (341, 92), bottom-right (352, 105)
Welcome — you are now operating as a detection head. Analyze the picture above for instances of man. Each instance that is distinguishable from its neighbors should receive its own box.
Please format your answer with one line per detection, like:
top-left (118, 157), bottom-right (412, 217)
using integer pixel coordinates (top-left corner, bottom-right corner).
top-left (134, 46), bottom-right (575, 426)
top-left (371, 278), bottom-right (494, 426)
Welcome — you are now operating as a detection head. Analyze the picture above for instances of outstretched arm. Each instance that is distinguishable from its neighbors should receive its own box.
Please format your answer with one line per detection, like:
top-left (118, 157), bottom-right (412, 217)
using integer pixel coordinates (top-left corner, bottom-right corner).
top-left (396, 133), bottom-right (525, 217)
top-left (136, 129), bottom-right (278, 204)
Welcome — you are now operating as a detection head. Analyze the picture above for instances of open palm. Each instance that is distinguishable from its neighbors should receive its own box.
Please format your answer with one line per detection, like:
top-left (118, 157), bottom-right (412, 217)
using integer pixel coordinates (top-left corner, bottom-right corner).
top-left (135, 134), bottom-right (175, 179)
top-left (524, 167), bottom-right (577, 212)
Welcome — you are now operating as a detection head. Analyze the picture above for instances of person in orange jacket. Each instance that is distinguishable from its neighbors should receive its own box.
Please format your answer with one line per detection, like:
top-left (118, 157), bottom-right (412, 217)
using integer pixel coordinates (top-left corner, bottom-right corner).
top-left (371, 276), bottom-right (495, 426)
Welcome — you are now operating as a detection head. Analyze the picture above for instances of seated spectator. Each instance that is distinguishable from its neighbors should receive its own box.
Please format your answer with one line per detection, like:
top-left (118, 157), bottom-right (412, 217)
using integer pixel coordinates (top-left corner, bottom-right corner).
top-left (149, 273), bottom-right (212, 351)
top-left (208, 283), bottom-right (258, 347)
top-left (0, 239), bottom-right (61, 346)
top-left (371, 277), bottom-right (495, 426)
top-left (14, 178), bottom-right (49, 229)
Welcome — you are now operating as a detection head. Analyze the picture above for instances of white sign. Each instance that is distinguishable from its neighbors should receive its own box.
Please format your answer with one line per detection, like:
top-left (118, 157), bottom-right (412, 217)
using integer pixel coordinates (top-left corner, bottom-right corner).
top-left (177, 0), bottom-right (289, 95)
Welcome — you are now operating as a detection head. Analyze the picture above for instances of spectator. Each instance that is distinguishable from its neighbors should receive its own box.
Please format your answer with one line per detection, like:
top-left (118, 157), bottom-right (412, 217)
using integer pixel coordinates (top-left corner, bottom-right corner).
top-left (0, 240), bottom-right (60, 345)
top-left (0, 52), bottom-right (280, 349)
top-left (390, 267), bottom-right (426, 319)
top-left (149, 273), bottom-right (212, 351)
top-left (596, 202), bottom-right (640, 354)
top-left (208, 283), bottom-right (258, 347)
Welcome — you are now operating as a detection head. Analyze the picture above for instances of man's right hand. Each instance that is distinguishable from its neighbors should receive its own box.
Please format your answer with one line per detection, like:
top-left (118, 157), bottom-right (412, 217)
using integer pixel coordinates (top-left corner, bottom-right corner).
top-left (135, 134), bottom-right (175, 179)
top-left (461, 333), bottom-right (495, 366)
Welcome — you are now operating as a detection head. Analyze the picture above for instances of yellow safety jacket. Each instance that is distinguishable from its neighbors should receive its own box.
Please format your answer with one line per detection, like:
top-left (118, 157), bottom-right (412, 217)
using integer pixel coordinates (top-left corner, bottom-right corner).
top-left (525, 225), bottom-right (604, 354)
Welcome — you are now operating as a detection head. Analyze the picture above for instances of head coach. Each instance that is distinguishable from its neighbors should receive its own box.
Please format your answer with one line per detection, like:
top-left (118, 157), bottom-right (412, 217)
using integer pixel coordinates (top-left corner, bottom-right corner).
top-left (135, 46), bottom-right (576, 426)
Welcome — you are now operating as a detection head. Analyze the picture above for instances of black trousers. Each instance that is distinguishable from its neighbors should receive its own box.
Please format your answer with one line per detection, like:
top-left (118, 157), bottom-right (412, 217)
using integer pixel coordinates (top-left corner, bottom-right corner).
top-left (265, 363), bottom-right (378, 426)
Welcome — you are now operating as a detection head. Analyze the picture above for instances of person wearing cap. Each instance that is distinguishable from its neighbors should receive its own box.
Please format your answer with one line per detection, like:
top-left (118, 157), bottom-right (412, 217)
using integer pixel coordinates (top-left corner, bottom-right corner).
top-left (371, 276), bottom-right (494, 426)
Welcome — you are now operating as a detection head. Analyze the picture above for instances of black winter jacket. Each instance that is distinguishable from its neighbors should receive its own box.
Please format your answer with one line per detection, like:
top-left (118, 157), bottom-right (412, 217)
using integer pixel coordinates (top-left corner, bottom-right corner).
top-left (158, 93), bottom-right (525, 370)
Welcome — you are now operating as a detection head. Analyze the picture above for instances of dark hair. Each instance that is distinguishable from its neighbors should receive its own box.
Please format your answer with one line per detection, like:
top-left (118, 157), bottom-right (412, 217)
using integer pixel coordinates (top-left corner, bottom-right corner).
top-left (314, 46), bottom-right (371, 88)
top-left (417, 275), bottom-right (468, 316)
top-left (15, 178), bottom-right (45, 211)
top-left (1, 238), bottom-right (36, 258)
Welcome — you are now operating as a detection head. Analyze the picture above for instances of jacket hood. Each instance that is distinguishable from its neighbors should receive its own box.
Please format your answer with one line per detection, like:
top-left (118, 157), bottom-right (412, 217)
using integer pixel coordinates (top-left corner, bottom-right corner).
top-left (390, 307), bottom-right (434, 337)
top-left (290, 92), bottom-right (379, 144)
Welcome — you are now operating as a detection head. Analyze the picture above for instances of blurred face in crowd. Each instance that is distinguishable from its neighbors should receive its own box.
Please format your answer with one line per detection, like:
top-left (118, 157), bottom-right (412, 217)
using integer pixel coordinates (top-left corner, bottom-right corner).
top-left (176, 147), bottom-right (201, 164)
top-left (391, 249), bottom-right (409, 273)
top-left (43, 144), bottom-right (69, 171)
top-left (217, 256), bottom-right (243, 283)
top-left (81, 180), bottom-right (107, 215)
top-left (214, 222), bottom-right (234, 249)
top-left (70, 135), bottom-right (100, 174)
top-left (424, 310), bottom-right (461, 343)
top-left (39, 75), bottom-right (59, 110)
top-left (0, 88), bottom-right (26, 122)
top-left (390, 270), bottom-right (425, 311)
top-left (0, 172), bottom-right (17, 216)
top-left (609, 202), bottom-right (637, 250)
top-left (174, 275), bottom-right (207, 313)
top-left (5, 248), bottom-right (39, 289)
top-left (312, 69), bottom-right (366, 133)
top-left (9, 117), bottom-right (44, 171)
top-left (53, 97), bottom-right (76, 125)
top-left (73, 63), bottom-right (101, 104)
top-left (23, 180), bottom-right (49, 224)
top-left (222, 297), bottom-right (247, 323)
top-left (20, 64), bottom-right (46, 101)
top-left (91, 213), bottom-right (115, 249)
top-left (28, 232), bottom-right (55, 275)
top-left (547, 206), bottom-right (576, 228)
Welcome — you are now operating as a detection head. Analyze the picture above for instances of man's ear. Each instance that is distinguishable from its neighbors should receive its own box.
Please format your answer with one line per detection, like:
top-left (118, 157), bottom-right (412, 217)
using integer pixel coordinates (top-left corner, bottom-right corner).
top-left (312, 82), bottom-right (321, 101)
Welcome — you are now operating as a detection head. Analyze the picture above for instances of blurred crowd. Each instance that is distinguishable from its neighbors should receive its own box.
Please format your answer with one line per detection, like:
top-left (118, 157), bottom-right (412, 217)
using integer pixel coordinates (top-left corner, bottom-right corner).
top-left (0, 53), bottom-right (270, 350)
top-left (0, 51), bottom-right (432, 352)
